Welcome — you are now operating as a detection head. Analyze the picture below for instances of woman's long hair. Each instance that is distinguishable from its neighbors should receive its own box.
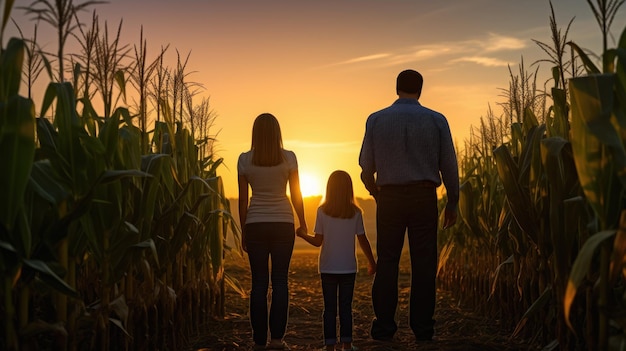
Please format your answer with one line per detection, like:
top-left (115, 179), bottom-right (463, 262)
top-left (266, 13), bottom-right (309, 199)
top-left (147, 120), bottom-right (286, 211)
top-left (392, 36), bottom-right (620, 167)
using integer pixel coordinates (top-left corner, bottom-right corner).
top-left (251, 113), bottom-right (284, 166)
top-left (320, 170), bottom-right (361, 219)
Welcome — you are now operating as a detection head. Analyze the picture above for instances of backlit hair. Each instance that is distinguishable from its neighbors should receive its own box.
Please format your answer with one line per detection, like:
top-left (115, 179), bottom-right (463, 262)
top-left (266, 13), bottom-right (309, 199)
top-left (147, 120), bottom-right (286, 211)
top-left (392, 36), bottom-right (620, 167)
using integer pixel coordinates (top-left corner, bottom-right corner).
top-left (320, 170), bottom-right (361, 219)
top-left (251, 113), bottom-right (285, 166)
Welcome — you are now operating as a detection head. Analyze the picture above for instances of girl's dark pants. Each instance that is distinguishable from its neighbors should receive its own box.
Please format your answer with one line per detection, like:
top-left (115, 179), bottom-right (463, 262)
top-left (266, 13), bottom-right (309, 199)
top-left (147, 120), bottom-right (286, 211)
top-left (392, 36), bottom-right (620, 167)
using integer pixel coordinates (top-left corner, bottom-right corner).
top-left (321, 273), bottom-right (356, 345)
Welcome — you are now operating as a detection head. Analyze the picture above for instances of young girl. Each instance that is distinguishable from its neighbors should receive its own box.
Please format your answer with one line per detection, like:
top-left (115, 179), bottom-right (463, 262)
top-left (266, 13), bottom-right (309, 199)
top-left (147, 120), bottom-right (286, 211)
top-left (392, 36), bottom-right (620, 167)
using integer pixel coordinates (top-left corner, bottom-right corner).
top-left (297, 170), bottom-right (376, 351)
top-left (238, 113), bottom-right (308, 350)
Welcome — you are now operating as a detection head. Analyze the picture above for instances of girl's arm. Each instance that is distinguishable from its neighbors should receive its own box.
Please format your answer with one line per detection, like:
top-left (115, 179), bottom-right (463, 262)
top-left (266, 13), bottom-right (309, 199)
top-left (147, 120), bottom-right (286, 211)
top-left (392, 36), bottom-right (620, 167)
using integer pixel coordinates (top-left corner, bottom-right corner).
top-left (297, 231), bottom-right (323, 247)
top-left (289, 169), bottom-right (308, 235)
top-left (238, 175), bottom-right (249, 252)
top-left (357, 234), bottom-right (377, 275)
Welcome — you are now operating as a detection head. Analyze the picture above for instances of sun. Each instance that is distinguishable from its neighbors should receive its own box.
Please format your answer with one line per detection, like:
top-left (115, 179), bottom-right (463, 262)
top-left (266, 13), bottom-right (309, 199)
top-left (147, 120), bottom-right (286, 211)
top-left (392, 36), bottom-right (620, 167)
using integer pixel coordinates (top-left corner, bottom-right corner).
top-left (299, 172), bottom-right (323, 197)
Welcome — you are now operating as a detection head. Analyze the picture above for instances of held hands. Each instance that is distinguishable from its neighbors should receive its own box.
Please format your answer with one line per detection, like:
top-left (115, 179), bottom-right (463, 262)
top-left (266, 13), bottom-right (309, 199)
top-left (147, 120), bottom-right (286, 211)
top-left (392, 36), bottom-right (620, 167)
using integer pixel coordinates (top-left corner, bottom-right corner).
top-left (296, 226), bottom-right (308, 238)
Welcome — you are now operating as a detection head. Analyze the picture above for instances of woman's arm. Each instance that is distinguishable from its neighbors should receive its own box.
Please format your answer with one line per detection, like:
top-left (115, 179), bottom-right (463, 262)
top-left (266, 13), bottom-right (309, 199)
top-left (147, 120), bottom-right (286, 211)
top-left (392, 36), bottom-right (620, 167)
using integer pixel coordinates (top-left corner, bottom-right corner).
top-left (357, 234), bottom-right (377, 275)
top-left (289, 169), bottom-right (308, 235)
top-left (238, 175), bottom-right (249, 252)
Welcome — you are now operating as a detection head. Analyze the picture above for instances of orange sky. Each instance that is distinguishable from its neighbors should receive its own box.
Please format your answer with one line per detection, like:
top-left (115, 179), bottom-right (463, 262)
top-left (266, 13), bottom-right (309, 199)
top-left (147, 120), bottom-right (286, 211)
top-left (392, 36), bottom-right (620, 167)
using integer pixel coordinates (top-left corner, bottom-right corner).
top-left (6, 1), bottom-right (626, 198)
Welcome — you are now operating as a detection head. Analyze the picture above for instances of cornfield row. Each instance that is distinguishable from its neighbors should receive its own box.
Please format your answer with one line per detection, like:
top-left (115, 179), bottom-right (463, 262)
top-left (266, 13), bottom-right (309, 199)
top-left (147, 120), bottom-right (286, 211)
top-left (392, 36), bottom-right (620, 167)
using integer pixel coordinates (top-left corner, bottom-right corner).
top-left (437, 2), bottom-right (626, 350)
top-left (2, 0), bottom-right (626, 350)
top-left (1, 1), bottom-right (240, 350)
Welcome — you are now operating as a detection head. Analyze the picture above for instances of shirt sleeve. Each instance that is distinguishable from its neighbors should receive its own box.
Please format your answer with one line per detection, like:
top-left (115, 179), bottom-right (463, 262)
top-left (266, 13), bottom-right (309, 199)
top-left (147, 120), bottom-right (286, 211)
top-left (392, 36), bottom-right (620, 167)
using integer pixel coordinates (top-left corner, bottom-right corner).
top-left (438, 118), bottom-right (459, 210)
top-left (285, 150), bottom-right (298, 173)
top-left (237, 153), bottom-right (246, 176)
top-left (314, 207), bottom-right (324, 235)
top-left (359, 116), bottom-right (377, 196)
top-left (355, 211), bottom-right (365, 235)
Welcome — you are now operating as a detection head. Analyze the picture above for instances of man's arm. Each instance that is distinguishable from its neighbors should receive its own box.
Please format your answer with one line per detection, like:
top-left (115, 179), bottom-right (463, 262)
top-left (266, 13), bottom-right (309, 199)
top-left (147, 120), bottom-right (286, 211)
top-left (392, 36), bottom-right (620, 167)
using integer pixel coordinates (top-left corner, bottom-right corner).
top-left (359, 118), bottom-right (378, 198)
top-left (439, 117), bottom-right (459, 228)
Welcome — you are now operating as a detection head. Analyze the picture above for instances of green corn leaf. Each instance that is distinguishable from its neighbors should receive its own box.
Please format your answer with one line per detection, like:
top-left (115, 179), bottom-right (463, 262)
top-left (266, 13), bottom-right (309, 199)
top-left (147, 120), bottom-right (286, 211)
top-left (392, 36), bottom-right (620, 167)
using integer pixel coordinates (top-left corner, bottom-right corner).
top-left (458, 180), bottom-right (482, 238)
top-left (512, 286), bottom-right (553, 338)
top-left (35, 117), bottom-right (58, 160)
top-left (568, 41), bottom-right (601, 74)
top-left (494, 145), bottom-right (540, 243)
top-left (569, 74), bottom-right (625, 229)
top-left (1, 0), bottom-right (16, 36)
top-left (0, 38), bottom-right (24, 98)
top-left (208, 177), bottom-right (226, 279)
top-left (99, 107), bottom-right (121, 165)
top-left (0, 95), bottom-right (35, 232)
top-left (489, 254), bottom-right (514, 300)
top-left (550, 87), bottom-right (569, 138)
top-left (541, 137), bottom-right (579, 284)
top-left (22, 258), bottom-right (79, 298)
top-left (119, 125), bottom-right (142, 170)
top-left (29, 160), bottom-right (69, 205)
top-left (564, 230), bottom-right (616, 331)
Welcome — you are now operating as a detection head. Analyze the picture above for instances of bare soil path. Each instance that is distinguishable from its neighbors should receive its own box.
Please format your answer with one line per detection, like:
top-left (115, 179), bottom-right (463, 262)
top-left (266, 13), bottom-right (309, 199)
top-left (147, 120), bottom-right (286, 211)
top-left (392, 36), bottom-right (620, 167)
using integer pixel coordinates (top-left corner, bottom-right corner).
top-left (187, 250), bottom-right (540, 351)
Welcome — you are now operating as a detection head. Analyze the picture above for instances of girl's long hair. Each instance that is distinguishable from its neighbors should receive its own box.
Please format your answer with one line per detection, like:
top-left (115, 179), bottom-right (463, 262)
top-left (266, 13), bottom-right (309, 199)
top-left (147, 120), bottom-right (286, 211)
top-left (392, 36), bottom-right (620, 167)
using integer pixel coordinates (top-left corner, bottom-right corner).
top-left (251, 113), bottom-right (284, 166)
top-left (320, 170), bottom-right (361, 219)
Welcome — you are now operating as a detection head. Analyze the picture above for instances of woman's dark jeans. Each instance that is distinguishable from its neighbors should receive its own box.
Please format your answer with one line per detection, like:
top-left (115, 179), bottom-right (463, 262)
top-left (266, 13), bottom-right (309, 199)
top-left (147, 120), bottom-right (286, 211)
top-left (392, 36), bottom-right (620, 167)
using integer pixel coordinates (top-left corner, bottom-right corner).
top-left (245, 222), bottom-right (295, 346)
top-left (321, 273), bottom-right (356, 346)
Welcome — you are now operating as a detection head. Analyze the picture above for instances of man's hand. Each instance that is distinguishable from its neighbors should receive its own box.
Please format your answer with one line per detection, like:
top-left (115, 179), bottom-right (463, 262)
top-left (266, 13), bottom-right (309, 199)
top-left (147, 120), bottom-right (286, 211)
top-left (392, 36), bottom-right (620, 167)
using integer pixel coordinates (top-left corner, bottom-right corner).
top-left (442, 208), bottom-right (457, 230)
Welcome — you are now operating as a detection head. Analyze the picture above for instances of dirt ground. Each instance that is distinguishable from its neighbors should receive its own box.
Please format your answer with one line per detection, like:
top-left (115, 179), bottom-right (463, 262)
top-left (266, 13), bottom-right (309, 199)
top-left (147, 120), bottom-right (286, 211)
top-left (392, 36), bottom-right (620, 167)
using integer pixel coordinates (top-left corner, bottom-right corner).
top-left (187, 250), bottom-right (541, 351)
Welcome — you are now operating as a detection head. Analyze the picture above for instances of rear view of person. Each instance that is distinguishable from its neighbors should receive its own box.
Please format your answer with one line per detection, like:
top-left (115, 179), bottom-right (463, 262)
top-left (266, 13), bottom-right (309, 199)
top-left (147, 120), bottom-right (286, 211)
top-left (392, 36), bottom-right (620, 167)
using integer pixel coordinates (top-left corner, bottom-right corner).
top-left (238, 113), bottom-right (308, 350)
top-left (297, 170), bottom-right (377, 351)
top-left (359, 69), bottom-right (459, 342)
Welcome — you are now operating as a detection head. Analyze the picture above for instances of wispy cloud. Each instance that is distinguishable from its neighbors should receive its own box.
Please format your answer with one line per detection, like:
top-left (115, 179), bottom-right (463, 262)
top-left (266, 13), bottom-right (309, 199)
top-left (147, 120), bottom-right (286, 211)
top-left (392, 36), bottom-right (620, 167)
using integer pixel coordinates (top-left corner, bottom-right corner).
top-left (482, 33), bottom-right (526, 52)
top-left (337, 53), bottom-right (392, 65)
top-left (450, 56), bottom-right (511, 67)
top-left (326, 32), bottom-right (527, 69)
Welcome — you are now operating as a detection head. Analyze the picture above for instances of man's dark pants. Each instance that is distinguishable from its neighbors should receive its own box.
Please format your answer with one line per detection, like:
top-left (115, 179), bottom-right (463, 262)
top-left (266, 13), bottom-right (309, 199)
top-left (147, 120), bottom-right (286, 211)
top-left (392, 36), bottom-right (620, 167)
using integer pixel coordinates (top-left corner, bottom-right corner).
top-left (371, 184), bottom-right (438, 341)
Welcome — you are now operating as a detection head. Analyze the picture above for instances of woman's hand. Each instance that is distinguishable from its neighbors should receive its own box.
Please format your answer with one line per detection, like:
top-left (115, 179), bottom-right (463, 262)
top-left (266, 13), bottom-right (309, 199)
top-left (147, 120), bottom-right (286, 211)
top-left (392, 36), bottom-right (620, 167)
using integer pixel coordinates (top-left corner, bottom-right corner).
top-left (296, 226), bottom-right (308, 238)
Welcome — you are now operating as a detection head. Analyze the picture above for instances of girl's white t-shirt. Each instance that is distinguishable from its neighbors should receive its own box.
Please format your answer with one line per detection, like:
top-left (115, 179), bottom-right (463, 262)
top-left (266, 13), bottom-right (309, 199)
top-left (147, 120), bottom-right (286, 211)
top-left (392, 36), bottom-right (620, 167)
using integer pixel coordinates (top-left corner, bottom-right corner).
top-left (314, 207), bottom-right (366, 274)
top-left (237, 149), bottom-right (298, 224)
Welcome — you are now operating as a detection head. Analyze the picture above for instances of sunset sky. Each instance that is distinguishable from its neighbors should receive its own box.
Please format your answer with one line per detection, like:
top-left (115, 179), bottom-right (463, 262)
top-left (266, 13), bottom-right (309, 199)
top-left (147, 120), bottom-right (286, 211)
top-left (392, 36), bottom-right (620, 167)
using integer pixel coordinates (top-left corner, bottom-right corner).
top-left (6, 1), bottom-right (626, 199)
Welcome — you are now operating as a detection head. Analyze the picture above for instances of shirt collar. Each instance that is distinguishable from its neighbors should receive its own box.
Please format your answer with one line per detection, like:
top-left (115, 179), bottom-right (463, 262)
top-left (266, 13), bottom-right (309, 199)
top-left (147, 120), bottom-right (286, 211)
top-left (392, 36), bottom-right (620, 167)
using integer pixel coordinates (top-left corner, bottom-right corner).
top-left (393, 98), bottom-right (420, 105)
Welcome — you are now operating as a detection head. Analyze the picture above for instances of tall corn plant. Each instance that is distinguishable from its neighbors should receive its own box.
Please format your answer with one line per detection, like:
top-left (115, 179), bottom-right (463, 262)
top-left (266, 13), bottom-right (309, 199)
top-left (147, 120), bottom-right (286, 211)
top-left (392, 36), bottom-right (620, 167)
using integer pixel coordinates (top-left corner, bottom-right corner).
top-left (439, 5), bottom-right (590, 346)
top-left (3, 3), bottom-right (101, 343)
top-left (19, 0), bottom-right (107, 83)
top-left (0, 35), bottom-right (37, 351)
top-left (485, 4), bottom-right (594, 348)
top-left (3, 5), bottom-right (236, 351)
top-left (565, 17), bottom-right (626, 349)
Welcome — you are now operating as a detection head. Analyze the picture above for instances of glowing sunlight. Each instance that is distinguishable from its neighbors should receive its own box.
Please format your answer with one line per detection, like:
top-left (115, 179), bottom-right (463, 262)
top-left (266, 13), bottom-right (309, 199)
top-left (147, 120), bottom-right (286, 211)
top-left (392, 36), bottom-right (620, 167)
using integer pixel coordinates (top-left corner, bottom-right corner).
top-left (299, 172), bottom-right (323, 197)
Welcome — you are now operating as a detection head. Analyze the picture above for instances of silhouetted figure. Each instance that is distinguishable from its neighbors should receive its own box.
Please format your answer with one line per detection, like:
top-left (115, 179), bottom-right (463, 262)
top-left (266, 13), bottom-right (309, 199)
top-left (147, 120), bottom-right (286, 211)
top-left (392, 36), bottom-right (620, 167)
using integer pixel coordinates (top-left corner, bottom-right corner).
top-left (359, 69), bottom-right (459, 343)
top-left (238, 113), bottom-right (308, 350)
top-left (297, 170), bottom-right (377, 351)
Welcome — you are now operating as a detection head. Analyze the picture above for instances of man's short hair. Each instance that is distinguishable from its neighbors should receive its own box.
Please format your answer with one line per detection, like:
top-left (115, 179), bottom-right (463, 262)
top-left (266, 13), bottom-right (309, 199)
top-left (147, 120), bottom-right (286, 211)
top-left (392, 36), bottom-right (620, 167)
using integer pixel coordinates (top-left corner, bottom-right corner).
top-left (396, 69), bottom-right (423, 95)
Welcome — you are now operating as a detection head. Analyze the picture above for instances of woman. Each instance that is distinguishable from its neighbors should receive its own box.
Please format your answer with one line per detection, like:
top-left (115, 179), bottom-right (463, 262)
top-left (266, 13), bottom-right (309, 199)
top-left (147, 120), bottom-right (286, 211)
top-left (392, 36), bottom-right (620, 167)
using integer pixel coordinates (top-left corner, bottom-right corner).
top-left (238, 113), bottom-right (308, 350)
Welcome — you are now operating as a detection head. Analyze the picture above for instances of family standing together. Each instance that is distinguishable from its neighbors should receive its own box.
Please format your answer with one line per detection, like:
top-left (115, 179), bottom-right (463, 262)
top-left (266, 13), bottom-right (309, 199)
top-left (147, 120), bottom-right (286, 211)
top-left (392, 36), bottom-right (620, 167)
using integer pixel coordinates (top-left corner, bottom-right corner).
top-left (237, 69), bottom-right (460, 350)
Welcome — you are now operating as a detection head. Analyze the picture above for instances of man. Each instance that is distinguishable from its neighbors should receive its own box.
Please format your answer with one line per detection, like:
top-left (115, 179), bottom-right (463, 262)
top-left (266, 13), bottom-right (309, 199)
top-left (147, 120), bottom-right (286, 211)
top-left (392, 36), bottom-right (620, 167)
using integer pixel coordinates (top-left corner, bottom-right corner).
top-left (359, 69), bottom-right (459, 342)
